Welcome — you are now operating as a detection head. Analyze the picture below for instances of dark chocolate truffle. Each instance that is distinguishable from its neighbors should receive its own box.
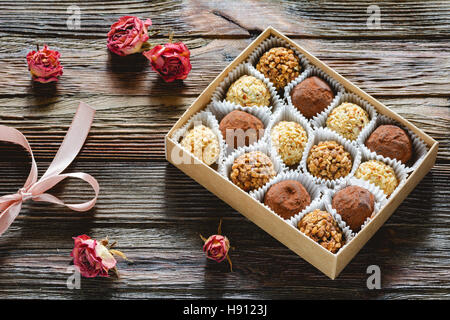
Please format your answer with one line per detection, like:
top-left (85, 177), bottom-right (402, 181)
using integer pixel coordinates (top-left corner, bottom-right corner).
top-left (264, 180), bottom-right (311, 219)
top-left (365, 124), bottom-right (413, 163)
top-left (332, 186), bottom-right (375, 232)
top-left (291, 76), bottom-right (334, 118)
top-left (219, 110), bottom-right (264, 149)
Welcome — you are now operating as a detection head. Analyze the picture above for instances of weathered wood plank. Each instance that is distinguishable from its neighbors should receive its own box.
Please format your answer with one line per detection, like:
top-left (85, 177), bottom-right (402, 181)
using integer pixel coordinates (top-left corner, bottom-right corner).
top-left (0, 97), bottom-right (448, 161)
top-left (0, 162), bottom-right (448, 299)
top-left (0, 0), bottom-right (448, 38)
top-left (0, 38), bottom-right (449, 97)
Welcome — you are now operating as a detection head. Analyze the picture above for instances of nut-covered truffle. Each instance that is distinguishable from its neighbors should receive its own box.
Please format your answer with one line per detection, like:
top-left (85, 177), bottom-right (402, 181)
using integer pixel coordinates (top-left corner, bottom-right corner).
top-left (226, 75), bottom-right (271, 107)
top-left (332, 186), bottom-right (375, 232)
top-left (256, 47), bottom-right (301, 90)
top-left (180, 125), bottom-right (220, 166)
top-left (355, 160), bottom-right (398, 196)
top-left (291, 76), bottom-right (334, 118)
top-left (270, 121), bottom-right (308, 166)
top-left (264, 180), bottom-right (311, 219)
top-left (219, 110), bottom-right (264, 149)
top-left (326, 103), bottom-right (370, 141)
top-left (230, 151), bottom-right (276, 192)
top-left (298, 209), bottom-right (345, 253)
top-left (365, 124), bottom-right (413, 163)
top-left (307, 140), bottom-right (352, 180)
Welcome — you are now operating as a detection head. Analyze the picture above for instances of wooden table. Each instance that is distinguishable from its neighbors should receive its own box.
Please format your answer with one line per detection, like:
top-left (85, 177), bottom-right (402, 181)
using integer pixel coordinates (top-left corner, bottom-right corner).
top-left (0, 0), bottom-right (449, 299)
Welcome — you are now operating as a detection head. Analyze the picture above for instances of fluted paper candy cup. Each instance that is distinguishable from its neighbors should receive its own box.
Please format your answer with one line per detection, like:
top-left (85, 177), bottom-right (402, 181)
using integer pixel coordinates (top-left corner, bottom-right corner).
top-left (285, 66), bottom-right (344, 125)
top-left (324, 177), bottom-right (387, 236)
top-left (357, 114), bottom-right (428, 173)
top-left (171, 110), bottom-right (226, 168)
top-left (250, 170), bottom-right (326, 221)
top-left (208, 100), bottom-right (272, 155)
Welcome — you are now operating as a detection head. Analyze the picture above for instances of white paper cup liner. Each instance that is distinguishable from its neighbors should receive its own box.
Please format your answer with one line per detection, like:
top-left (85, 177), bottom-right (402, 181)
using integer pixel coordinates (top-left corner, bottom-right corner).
top-left (171, 110), bottom-right (226, 168)
top-left (266, 103), bottom-right (314, 171)
top-left (357, 114), bottom-right (428, 173)
top-left (219, 140), bottom-right (284, 193)
top-left (290, 197), bottom-right (353, 254)
top-left (313, 92), bottom-right (378, 144)
top-left (285, 66), bottom-right (344, 124)
top-left (250, 170), bottom-right (326, 221)
top-left (300, 127), bottom-right (362, 188)
top-left (211, 62), bottom-right (283, 112)
top-left (325, 177), bottom-right (388, 236)
top-left (246, 36), bottom-right (310, 99)
top-left (356, 147), bottom-right (409, 199)
top-left (207, 100), bottom-right (272, 155)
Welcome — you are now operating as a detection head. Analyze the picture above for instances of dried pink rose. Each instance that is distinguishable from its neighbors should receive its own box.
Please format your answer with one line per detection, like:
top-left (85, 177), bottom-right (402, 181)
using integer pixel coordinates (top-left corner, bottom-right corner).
top-left (200, 220), bottom-right (233, 270)
top-left (26, 45), bottom-right (63, 83)
top-left (107, 16), bottom-right (152, 56)
top-left (70, 235), bottom-right (129, 278)
top-left (143, 42), bottom-right (192, 82)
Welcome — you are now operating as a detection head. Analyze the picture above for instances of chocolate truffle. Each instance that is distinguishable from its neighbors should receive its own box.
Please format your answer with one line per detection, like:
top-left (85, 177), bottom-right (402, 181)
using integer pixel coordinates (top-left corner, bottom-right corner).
top-left (256, 47), bottom-right (301, 90)
top-left (219, 110), bottom-right (264, 149)
top-left (230, 151), bottom-right (276, 192)
top-left (180, 125), bottom-right (220, 166)
top-left (298, 209), bottom-right (345, 253)
top-left (307, 140), bottom-right (352, 180)
top-left (270, 121), bottom-right (308, 166)
top-left (365, 124), bottom-right (413, 163)
top-left (355, 160), bottom-right (398, 196)
top-left (291, 76), bottom-right (334, 118)
top-left (326, 103), bottom-right (370, 141)
top-left (264, 180), bottom-right (311, 219)
top-left (332, 186), bottom-right (375, 232)
top-left (226, 75), bottom-right (271, 107)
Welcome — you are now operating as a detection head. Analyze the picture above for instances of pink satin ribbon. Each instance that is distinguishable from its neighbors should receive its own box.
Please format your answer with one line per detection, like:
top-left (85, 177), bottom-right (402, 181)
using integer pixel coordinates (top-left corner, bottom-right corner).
top-left (0, 102), bottom-right (100, 236)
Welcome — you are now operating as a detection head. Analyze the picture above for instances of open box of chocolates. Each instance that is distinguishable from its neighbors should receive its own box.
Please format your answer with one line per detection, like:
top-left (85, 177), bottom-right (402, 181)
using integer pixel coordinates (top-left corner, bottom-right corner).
top-left (165, 27), bottom-right (438, 279)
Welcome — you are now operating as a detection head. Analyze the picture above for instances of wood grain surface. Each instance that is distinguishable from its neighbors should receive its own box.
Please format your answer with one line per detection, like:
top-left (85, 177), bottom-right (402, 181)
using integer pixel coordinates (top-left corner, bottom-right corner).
top-left (0, 0), bottom-right (449, 299)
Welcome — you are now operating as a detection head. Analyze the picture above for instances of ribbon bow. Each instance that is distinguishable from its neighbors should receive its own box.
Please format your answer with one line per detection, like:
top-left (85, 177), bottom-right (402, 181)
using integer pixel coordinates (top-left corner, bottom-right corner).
top-left (0, 102), bottom-right (99, 236)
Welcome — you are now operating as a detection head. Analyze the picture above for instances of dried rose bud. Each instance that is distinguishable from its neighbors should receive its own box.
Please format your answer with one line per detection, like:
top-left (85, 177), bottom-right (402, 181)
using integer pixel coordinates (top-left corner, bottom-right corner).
top-left (203, 235), bottom-right (230, 263)
top-left (143, 42), bottom-right (192, 82)
top-left (107, 16), bottom-right (152, 56)
top-left (26, 45), bottom-right (63, 83)
top-left (70, 235), bottom-right (129, 278)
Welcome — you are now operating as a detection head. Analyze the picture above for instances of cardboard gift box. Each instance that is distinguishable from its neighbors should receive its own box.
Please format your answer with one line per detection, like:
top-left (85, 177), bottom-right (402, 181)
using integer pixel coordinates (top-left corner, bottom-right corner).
top-left (165, 27), bottom-right (438, 279)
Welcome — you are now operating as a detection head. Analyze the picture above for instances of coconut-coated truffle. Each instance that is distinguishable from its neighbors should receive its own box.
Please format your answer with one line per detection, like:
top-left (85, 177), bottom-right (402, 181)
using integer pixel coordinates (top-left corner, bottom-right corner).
top-left (355, 160), bottom-right (398, 196)
top-left (326, 102), bottom-right (370, 141)
top-left (219, 110), bottom-right (264, 149)
top-left (298, 209), bottom-right (345, 253)
top-left (256, 47), bottom-right (301, 90)
top-left (332, 186), bottom-right (375, 232)
top-left (307, 140), bottom-right (353, 180)
top-left (230, 151), bottom-right (276, 192)
top-left (180, 125), bottom-right (220, 166)
top-left (365, 124), bottom-right (413, 163)
top-left (226, 75), bottom-right (271, 107)
top-left (270, 121), bottom-right (308, 166)
top-left (264, 180), bottom-right (311, 219)
top-left (291, 76), bottom-right (334, 118)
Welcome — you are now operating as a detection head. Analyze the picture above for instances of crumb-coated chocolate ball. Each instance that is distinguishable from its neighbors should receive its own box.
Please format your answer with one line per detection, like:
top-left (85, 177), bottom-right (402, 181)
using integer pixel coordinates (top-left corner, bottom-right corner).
top-left (332, 186), bottom-right (375, 232)
top-left (226, 75), bottom-right (271, 107)
top-left (264, 180), bottom-right (311, 219)
top-left (230, 151), bottom-right (276, 192)
top-left (355, 160), bottom-right (398, 196)
top-left (219, 110), bottom-right (264, 149)
top-left (365, 124), bottom-right (413, 163)
top-left (298, 209), bottom-right (345, 253)
top-left (291, 76), bottom-right (334, 119)
top-left (180, 125), bottom-right (220, 166)
top-left (326, 102), bottom-right (370, 141)
top-left (270, 121), bottom-right (308, 166)
top-left (307, 140), bottom-right (352, 180)
top-left (256, 47), bottom-right (301, 90)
